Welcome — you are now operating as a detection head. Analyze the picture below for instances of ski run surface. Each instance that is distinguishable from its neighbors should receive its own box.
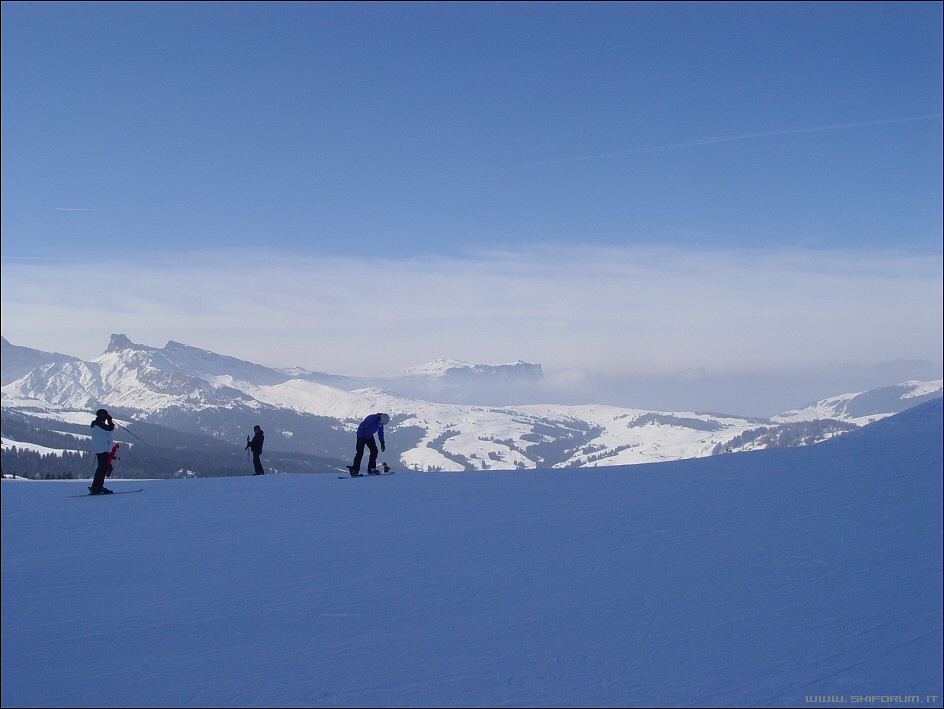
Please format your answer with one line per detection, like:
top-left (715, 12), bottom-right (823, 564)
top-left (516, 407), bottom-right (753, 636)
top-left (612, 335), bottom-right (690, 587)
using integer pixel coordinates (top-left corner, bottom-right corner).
top-left (2, 399), bottom-right (941, 708)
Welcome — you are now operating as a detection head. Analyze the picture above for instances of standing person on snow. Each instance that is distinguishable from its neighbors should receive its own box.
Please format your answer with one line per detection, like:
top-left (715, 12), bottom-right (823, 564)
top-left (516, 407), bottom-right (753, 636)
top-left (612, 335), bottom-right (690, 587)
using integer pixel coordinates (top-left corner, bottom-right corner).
top-left (89, 408), bottom-right (116, 494)
top-left (347, 413), bottom-right (390, 476)
top-left (246, 425), bottom-right (265, 475)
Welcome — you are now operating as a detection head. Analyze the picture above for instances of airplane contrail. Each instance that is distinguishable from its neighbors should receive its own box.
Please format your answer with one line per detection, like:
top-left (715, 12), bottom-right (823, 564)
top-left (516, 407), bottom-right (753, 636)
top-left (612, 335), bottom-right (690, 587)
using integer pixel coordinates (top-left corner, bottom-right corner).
top-left (55, 207), bottom-right (103, 212)
top-left (525, 113), bottom-right (944, 167)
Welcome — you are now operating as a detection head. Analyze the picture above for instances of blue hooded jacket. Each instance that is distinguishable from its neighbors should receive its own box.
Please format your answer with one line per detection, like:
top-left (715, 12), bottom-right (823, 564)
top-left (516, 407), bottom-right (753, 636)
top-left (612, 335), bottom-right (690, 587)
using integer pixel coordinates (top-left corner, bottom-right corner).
top-left (356, 413), bottom-right (386, 445)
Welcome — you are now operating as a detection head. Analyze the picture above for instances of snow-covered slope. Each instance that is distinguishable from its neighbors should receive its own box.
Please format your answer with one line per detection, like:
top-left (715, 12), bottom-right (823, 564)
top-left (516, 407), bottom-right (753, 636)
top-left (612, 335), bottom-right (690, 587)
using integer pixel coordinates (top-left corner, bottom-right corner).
top-left (2, 399), bottom-right (941, 708)
top-left (0, 336), bottom-right (82, 386)
top-left (774, 379), bottom-right (944, 426)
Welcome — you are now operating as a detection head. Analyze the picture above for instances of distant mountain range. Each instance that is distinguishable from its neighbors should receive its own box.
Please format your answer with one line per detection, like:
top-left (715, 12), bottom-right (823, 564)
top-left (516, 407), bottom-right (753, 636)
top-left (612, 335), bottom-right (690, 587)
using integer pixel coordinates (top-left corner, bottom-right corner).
top-left (2, 334), bottom-right (941, 478)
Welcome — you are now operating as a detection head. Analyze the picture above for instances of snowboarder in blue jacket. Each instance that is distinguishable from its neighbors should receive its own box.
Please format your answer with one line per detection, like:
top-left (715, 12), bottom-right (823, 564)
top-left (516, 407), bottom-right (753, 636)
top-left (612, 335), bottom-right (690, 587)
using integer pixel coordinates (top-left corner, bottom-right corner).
top-left (347, 413), bottom-right (390, 476)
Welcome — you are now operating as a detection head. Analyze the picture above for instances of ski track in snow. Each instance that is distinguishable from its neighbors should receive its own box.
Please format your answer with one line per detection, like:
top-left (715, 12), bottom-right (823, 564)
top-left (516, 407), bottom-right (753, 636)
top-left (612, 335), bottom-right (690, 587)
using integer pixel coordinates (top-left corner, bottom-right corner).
top-left (2, 400), bottom-right (942, 708)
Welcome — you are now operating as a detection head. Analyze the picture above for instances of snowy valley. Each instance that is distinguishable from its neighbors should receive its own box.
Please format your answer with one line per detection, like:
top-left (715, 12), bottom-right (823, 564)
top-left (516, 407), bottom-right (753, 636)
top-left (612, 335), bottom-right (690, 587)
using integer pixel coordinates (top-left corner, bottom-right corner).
top-left (2, 334), bottom-right (941, 478)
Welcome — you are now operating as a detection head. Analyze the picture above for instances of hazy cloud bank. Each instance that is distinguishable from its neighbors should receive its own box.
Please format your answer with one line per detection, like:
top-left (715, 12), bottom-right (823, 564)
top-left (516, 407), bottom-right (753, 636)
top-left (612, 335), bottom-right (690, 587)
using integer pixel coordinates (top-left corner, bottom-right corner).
top-left (2, 245), bottom-right (940, 414)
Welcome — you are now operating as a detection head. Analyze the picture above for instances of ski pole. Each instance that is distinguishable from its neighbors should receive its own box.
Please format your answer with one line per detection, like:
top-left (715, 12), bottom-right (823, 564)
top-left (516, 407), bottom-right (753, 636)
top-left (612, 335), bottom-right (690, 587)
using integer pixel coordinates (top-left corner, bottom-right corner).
top-left (113, 420), bottom-right (151, 446)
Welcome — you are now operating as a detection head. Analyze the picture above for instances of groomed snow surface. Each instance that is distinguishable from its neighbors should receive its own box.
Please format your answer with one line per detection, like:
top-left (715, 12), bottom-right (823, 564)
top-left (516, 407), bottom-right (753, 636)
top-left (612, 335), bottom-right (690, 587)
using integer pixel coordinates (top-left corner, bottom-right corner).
top-left (2, 400), bottom-right (942, 708)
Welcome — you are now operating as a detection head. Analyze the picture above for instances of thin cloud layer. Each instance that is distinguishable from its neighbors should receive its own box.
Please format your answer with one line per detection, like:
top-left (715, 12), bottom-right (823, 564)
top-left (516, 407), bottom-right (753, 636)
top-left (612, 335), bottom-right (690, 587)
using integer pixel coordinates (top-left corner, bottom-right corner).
top-left (3, 246), bottom-right (940, 384)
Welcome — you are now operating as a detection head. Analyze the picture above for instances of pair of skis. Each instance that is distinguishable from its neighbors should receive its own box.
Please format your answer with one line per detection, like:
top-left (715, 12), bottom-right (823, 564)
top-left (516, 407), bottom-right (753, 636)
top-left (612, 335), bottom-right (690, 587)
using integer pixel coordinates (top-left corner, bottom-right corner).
top-left (70, 488), bottom-right (144, 498)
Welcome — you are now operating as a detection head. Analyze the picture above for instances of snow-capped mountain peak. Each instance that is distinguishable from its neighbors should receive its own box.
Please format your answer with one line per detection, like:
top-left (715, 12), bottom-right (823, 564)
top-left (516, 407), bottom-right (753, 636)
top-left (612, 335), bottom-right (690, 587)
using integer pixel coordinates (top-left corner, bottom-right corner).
top-left (403, 358), bottom-right (544, 380)
top-left (105, 333), bottom-right (155, 353)
top-left (403, 358), bottom-right (476, 376)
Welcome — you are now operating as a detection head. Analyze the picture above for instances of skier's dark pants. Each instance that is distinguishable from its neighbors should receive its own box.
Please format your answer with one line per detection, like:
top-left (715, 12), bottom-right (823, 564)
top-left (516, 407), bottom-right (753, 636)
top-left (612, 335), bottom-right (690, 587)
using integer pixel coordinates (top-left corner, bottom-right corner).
top-left (92, 452), bottom-right (113, 490)
top-left (252, 451), bottom-right (264, 474)
top-left (352, 436), bottom-right (378, 473)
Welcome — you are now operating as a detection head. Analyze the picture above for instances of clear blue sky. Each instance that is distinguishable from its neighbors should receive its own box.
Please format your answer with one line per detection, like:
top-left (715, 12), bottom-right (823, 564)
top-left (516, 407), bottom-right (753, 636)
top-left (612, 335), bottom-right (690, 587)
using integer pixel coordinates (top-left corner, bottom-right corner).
top-left (2, 2), bottom-right (942, 414)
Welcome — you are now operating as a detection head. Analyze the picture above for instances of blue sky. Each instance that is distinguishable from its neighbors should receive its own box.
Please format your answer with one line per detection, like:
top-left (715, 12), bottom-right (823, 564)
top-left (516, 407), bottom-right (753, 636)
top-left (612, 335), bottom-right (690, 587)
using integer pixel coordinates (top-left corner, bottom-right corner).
top-left (2, 2), bottom-right (942, 414)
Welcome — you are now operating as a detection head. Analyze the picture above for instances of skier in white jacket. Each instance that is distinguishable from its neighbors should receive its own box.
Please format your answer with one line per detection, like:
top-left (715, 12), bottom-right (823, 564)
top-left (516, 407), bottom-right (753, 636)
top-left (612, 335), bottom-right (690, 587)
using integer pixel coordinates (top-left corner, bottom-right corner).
top-left (89, 408), bottom-right (116, 494)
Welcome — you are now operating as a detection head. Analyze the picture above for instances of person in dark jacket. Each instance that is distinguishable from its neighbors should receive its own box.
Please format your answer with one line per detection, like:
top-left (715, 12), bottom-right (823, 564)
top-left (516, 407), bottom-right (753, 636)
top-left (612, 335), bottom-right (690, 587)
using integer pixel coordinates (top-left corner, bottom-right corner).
top-left (347, 413), bottom-right (390, 476)
top-left (246, 425), bottom-right (265, 475)
top-left (89, 408), bottom-right (116, 494)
